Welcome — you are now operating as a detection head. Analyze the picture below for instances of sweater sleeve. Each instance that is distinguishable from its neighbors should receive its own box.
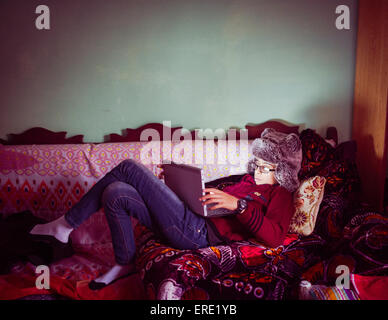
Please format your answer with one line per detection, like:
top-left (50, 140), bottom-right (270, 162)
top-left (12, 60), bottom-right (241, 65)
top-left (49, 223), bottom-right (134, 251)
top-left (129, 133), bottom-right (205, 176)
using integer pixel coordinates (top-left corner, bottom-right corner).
top-left (236, 187), bottom-right (294, 248)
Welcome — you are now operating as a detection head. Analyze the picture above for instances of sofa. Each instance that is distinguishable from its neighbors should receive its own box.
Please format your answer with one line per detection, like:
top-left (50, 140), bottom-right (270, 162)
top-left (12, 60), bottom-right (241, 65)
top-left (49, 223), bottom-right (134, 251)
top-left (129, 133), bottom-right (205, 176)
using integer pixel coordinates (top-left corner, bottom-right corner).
top-left (0, 121), bottom-right (387, 300)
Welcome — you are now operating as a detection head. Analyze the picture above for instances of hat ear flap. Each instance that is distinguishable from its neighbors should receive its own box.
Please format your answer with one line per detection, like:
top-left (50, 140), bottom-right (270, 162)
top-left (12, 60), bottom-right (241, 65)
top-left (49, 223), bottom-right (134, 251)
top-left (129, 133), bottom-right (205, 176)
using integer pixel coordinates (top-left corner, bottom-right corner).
top-left (280, 133), bottom-right (302, 153)
top-left (274, 162), bottom-right (300, 192)
top-left (246, 158), bottom-right (256, 174)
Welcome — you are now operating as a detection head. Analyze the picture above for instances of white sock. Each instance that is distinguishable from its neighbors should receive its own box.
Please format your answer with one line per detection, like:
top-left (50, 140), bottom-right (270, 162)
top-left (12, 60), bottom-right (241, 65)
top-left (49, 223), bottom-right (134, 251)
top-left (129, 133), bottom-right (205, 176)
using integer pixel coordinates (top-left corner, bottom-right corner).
top-left (29, 215), bottom-right (74, 244)
top-left (94, 263), bottom-right (136, 285)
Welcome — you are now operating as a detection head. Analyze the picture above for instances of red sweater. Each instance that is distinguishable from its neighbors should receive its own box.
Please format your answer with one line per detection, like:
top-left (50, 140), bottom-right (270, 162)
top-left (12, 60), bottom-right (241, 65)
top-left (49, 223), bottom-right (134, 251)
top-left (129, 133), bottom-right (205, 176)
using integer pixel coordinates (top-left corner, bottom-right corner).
top-left (206, 174), bottom-right (294, 248)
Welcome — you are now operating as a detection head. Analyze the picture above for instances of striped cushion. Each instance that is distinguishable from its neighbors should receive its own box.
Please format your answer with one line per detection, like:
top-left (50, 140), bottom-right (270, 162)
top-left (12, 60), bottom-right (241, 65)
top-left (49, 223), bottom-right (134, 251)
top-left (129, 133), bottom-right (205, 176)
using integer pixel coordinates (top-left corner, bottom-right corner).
top-left (309, 285), bottom-right (360, 300)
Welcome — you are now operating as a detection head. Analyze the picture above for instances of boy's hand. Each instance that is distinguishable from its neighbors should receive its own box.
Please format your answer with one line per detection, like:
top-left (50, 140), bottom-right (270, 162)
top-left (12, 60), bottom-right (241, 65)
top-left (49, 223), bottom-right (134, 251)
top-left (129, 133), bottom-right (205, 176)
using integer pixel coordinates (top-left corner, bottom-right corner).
top-left (199, 188), bottom-right (239, 211)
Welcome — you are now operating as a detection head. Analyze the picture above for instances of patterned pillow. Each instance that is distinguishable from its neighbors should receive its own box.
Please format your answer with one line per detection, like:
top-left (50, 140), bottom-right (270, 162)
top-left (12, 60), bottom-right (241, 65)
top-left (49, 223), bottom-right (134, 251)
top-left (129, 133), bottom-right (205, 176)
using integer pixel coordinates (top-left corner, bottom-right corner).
top-left (289, 176), bottom-right (326, 236)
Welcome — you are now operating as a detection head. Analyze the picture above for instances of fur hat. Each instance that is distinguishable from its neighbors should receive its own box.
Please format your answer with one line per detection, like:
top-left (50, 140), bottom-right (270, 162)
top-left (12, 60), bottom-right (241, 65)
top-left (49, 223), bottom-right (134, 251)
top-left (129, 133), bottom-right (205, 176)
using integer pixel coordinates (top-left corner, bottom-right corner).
top-left (247, 128), bottom-right (302, 192)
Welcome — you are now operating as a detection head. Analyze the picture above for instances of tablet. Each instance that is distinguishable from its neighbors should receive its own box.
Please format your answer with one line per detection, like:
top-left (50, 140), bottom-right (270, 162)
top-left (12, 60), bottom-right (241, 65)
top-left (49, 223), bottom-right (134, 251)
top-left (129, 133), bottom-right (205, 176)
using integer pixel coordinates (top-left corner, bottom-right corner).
top-left (161, 161), bottom-right (234, 217)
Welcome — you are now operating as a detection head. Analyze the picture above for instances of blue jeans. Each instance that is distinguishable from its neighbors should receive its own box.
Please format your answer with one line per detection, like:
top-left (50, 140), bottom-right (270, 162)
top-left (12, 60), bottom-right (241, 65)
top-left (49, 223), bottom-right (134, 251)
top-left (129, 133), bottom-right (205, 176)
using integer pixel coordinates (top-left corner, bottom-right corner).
top-left (64, 159), bottom-right (209, 265)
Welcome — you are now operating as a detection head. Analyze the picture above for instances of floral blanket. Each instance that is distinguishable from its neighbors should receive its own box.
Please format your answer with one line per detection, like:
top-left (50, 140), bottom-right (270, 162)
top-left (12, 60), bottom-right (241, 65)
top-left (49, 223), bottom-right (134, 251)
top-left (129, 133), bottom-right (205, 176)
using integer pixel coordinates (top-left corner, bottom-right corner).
top-left (134, 225), bottom-right (323, 300)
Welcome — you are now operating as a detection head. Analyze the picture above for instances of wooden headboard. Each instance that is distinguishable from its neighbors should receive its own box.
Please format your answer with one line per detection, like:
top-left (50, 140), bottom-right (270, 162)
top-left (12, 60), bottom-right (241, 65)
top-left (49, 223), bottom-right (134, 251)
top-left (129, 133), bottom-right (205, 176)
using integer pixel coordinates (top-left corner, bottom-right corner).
top-left (0, 120), bottom-right (337, 145)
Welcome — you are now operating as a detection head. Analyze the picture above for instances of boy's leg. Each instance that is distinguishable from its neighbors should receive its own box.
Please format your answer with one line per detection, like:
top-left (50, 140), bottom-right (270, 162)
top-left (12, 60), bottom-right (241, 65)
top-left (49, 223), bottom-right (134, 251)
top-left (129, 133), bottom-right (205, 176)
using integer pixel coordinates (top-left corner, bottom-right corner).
top-left (100, 181), bottom-right (152, 265)
top-left (66, 159), bottom-right (209, 249)
top-left (90, 181), bottom-right (150, 286)
top-left (93, 179), bottom-right (209, 286)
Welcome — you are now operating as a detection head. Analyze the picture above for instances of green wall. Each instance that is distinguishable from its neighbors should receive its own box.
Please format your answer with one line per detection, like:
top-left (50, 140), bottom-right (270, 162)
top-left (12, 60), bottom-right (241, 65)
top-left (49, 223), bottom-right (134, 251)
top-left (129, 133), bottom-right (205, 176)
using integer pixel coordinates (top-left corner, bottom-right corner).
top-left (0, 0), bottom-right (358, 143)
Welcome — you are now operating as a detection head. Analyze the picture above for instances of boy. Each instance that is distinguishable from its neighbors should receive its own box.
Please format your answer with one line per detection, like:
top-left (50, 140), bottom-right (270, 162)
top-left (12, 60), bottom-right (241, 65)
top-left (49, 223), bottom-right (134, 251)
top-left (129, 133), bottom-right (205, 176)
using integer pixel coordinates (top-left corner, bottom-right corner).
top-left (29, 128), bottom-right (302, 289)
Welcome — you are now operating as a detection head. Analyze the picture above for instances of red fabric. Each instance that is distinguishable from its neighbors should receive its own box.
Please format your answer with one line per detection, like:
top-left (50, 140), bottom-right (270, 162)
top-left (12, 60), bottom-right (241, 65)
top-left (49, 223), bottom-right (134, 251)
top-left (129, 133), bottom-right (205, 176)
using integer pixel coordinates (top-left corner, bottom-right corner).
top-left (351, 274), bottom-right (388, 300)
top-left (208, 174), bottom-right (294, 248)
top-left (0, 148), bottom-right (39, 170)
top-left (0, 264), bottom-right (147, 300)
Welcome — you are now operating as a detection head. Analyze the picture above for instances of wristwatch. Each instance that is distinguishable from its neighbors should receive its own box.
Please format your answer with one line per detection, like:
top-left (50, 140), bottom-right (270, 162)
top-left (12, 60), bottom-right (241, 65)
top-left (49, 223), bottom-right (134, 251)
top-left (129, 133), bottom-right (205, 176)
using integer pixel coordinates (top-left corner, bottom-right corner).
top-left (235, 199), bottom-right (248, 215)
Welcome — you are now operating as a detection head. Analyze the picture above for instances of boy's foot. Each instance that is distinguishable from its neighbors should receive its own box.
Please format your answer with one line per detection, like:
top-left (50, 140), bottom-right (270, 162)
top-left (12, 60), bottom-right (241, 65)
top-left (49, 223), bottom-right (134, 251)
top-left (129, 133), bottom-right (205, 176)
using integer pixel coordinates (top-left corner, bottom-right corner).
top-left (88, 263), bottom-right (137, 290)
top-left (29, 215), bottom-right (73, 244)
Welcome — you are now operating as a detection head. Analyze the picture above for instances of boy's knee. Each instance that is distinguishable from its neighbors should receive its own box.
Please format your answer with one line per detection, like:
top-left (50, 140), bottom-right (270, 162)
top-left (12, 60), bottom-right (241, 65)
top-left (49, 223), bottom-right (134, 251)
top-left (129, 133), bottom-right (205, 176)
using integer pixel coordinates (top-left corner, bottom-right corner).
top-left (102, 181), bottom-right (133, 207)
top-left (119, 159), bottom-right (151, 177)
top-left (121, 159), bottom-right (136, 168)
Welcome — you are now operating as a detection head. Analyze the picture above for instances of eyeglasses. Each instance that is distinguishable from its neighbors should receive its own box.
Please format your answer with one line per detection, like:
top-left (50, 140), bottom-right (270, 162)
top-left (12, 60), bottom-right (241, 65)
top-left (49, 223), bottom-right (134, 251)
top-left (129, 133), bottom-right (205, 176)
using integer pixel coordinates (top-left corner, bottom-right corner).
top-left (255, 166), bottom-right (276, 174)
top-left (254, 160), bottom-right (276, 174)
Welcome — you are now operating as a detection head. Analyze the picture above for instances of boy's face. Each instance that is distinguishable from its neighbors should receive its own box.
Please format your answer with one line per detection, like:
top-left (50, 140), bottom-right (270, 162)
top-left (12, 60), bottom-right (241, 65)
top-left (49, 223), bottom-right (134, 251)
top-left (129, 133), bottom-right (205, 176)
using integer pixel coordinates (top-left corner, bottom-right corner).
top-left (253, 158), bottom-right (277, 186)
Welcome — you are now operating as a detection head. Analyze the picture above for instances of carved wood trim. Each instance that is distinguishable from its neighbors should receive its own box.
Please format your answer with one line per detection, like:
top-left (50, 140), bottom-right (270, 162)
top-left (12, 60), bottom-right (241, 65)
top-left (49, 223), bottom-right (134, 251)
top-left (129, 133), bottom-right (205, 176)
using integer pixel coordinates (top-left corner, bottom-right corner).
top-left (0, 127), bottom-right (84, 145)
top-left (107, 122), bottom-right (185, 142)
top-left (106, 120), bottom-right (301, 142)
top-left (0, 120), bottom-right (305, 145)
top-left (245, 120), bottom-right (300, 139)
